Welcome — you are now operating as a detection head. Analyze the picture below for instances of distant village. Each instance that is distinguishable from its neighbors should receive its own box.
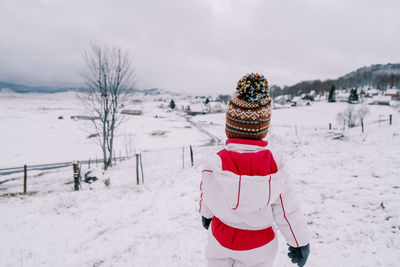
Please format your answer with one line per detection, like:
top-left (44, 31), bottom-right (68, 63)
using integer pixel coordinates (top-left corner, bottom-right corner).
top-left (118, 86), bottom-right (400, 118)
top-left (272, 87), bottom-right (400, 109)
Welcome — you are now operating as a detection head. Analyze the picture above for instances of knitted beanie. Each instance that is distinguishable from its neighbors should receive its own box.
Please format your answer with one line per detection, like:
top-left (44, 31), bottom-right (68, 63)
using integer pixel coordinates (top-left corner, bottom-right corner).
top-left (225, 73), bottom-right (272, 140)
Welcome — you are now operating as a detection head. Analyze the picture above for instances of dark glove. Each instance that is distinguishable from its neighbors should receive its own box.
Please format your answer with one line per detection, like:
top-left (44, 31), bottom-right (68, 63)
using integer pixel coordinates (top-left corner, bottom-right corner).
top-left (288, 243), bottom-right (310, 267)
top-left (202, 216), bottom-right (212, 230)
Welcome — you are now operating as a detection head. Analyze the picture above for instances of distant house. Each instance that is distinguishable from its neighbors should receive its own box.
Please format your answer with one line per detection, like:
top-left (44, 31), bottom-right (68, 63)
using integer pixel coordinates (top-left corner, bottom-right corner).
top-left (372, 95), bottom-right (392, 105)
top-left (384, 89), bottom-right (399, 100)
top-left (274, 95), bottom-right (289, 105)
top-left (186, 103), bottom-right (206, 115)
top-left (291, 96), bottom-right (302, 106)
top-left (273, 95), bottom-right (291, 109)
top-left (205, 101), bottom-right (226, 113)
top-left (301, 94), bottom-right (315, 101)
top-left (291, 96), bottom-right (311, 107)
top-left (121, 109), bottom-right (143, 115)
top-left (365, 89), bottom-right (380, 98)
top-left (70, 115), bottom-right (100, 120)
top-left (309, 90), bottom-right (317, 98)
top-left (336, 92), bottom-right (350, 102)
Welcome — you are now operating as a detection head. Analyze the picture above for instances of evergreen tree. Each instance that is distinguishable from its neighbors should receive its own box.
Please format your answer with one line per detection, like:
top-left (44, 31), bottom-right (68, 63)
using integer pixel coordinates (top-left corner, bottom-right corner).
top-left (328, 85), bottom-right (336, 102)
top-left (205, 97), bottom-right (210, 105)
top-left (348, 89), bottom-right (354, 103)
top-left (169, 99), bottom-right (176, 109)
top-left (348, 88), bottom-right (359, 103)
top-left (354, 89), bottom-right (359, 102)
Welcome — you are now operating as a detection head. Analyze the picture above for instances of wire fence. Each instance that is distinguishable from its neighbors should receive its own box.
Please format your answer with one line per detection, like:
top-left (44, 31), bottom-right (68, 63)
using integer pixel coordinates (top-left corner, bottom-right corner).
top-left (270, 113), bottom-right (394, 136)
top-left (0, 143), bottom-right (221, 197)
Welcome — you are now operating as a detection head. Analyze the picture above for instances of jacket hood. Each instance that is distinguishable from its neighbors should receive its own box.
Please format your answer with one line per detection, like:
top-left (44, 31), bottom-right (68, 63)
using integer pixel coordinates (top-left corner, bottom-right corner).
top-left (214, 139), bottom-right (281, 213)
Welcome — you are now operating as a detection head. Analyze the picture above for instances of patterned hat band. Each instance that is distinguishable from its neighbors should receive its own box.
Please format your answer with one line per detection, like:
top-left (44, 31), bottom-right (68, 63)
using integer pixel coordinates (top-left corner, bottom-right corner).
top-left (226, 115), bottom-right (270, 125)
top-left (226, 102), bottom-right (272, 121)
top-left (225, 123), bottom-right (270, 135)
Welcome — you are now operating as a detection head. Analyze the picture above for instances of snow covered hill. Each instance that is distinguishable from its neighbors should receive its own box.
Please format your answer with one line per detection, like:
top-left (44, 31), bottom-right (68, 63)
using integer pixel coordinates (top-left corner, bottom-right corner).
top-left (1, 93), bottom-right (399, 266)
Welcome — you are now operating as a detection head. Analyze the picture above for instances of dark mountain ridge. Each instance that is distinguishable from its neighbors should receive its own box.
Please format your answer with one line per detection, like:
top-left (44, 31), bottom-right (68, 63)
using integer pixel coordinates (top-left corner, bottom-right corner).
top-left (271, 63), bottom-right (400, 98)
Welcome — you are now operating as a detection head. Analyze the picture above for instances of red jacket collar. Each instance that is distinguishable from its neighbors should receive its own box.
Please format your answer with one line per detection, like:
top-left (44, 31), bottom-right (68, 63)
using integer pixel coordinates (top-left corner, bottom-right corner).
top-left (226, 138), bottom-right (268, 147)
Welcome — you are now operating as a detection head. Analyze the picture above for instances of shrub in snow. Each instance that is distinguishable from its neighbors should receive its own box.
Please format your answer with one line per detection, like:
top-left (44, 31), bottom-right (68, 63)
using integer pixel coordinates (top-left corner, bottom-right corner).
top-left (87, 133), bottom-right (99, 139)
top-left (151, 130), bottom-right (168, 136)
top-left (336, 105), bottom-right (370, 128)
top-left (83, 168), bottom-right (110, 189)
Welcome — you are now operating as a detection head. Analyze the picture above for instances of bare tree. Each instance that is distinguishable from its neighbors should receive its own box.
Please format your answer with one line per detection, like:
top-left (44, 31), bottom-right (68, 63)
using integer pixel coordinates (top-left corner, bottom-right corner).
top-left (80, 43), bottom-right (135, 170)
top-left (337, 106), bottom-right (358, 128)
top-left (336, 105), bottom-right (369, 128)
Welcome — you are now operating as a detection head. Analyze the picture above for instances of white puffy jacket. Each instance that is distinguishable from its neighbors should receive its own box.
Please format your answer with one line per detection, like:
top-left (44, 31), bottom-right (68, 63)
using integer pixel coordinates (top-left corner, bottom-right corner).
top-left (199, 138), bottom-right (310, 249)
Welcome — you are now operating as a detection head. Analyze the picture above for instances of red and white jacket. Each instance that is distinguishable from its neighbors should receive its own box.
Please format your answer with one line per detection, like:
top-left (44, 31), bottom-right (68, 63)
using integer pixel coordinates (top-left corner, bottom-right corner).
top-left (199, 138), bottom-right (310, 250)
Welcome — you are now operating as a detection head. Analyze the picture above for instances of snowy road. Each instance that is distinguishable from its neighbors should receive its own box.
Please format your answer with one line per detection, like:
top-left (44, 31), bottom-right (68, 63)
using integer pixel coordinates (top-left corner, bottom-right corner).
top-left (180, 114), bottom-right (222, 146)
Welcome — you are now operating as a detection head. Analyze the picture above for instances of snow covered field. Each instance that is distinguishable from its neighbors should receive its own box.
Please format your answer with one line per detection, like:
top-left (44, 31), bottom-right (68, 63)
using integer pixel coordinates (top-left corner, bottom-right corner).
top-left (1, 92), bottom-right (399, 266)
top-left (0, 92), bottom-right (208, 168)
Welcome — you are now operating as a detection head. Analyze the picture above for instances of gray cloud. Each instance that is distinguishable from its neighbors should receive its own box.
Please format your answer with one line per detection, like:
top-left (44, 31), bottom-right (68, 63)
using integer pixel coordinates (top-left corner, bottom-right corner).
top-left (0, 0), bottom-right (399, 94)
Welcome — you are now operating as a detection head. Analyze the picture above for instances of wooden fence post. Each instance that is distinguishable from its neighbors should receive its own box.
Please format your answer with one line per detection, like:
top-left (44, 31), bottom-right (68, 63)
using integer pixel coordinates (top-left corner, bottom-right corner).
top-left (88, 158), bottom-right (91, 169)
top-left (136, 154), bottom-right (140, 185)
top-left (182, 146), bottom-right (185, 169)
top-left (73, 162), bottom-right (81, 191)
top-left (190, 145), bottom-right (194, 166)
top-left (329, 123), bottom-right (332, 130)
top-left (140, 153), bottom-right (144, 184)
top-left (361, 118), bottom-right (364, 133)
top-left (23, 165), bottom-right (27, 194)
top-left (390, 114), bottom-right (392, 125)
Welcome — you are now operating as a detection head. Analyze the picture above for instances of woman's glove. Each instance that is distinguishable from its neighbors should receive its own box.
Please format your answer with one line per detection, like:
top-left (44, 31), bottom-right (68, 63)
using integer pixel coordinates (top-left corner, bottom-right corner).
top-left (202, 216), bottom-right (212, 230)
top-left (287, 243), bottom-right (310, 267)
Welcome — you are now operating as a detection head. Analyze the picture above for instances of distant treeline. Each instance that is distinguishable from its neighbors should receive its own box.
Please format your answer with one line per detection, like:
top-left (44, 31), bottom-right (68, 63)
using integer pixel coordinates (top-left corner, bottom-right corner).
top-left (0, 81), bottom-right (86, 93)
top-left (0, 81), bottom-right (168, 95)
top-left (271, 63), bottom-right (400, 98)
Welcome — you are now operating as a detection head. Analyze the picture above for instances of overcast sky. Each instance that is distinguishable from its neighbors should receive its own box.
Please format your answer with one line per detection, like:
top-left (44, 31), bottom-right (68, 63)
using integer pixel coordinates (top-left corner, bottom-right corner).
top-left (1, 0), bottom-right (399, 94)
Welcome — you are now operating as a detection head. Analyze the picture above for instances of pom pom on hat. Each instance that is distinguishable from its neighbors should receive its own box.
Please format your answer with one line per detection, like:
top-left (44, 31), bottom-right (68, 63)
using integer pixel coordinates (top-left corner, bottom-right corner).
top-left (236, 73), bottom-right (270, 103)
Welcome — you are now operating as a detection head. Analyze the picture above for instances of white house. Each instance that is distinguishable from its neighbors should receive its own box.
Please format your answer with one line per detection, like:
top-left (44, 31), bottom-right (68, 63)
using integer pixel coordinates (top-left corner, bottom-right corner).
top-left (336, 92), bottom-right (350, 102)
top-left (186, 103), bottom-right (206, 115)
top-left (291, 96), bottom-right (312, 107)
top-left (121, 109), bottom-right (143, 115)
top-left (365, 89), bottom-right (380, 98)
top-left (372, 95), bottom-right (392, 105)
top-left (205, 101), bottom-right (226, 113)
top-left (273, 95), bottom-right (291, 109)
